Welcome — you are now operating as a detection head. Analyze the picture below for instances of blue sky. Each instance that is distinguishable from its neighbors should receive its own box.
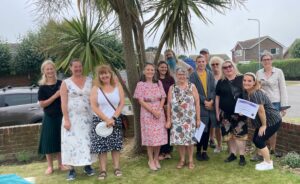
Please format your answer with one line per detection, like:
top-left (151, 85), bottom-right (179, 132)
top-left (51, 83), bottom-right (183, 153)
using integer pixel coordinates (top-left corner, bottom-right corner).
top-left (1, 0), bottom-right (299, 57)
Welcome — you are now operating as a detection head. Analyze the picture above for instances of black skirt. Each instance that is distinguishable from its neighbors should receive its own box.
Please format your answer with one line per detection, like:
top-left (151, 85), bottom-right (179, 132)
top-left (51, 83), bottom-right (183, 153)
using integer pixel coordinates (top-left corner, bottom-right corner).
top-left (38, 114), bottom-right (62, 154)
top-left (90, 115), bottom-right (123, 154)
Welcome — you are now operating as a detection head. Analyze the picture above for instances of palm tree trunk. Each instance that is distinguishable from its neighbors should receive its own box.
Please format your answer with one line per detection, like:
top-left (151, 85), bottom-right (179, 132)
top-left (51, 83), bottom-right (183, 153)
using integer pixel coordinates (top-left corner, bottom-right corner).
top-left (114, 0), bottom-right (142, 153)
top-left (154, 38), bottom-right (165, 65)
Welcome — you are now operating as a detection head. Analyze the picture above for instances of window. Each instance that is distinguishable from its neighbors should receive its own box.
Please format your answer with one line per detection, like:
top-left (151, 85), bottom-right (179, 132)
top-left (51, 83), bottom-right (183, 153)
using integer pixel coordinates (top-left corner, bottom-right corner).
top-left (3, 94), bottom-right (32, 106)
top-left (270, 48), bottom-right (280, 55)
top-left (235, 50), bottom-right (242, 57)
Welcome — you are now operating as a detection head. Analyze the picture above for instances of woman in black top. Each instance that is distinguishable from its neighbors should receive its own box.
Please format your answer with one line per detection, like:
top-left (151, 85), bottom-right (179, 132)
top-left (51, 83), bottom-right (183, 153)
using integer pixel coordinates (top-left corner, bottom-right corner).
top-left (157, 61), bottom-right (175, 160)
top-left (243, 72), bottom-right (281, 171)
top-left (215, 60), bottom-right (247, 166)
top-left (38, 60), bottom-right (67, 174)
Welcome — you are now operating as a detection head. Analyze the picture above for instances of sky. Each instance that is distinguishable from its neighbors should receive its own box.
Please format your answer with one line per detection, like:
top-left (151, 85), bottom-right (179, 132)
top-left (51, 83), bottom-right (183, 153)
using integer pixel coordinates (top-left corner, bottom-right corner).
top-left (0, 0), bottom-right (300, 58)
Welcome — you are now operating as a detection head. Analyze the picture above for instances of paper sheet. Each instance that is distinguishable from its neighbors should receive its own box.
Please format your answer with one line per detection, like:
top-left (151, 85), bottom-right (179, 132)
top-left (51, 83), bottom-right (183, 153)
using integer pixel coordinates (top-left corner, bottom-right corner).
top-left (234, 98), bottom-right (259, 119)
top-left (193, 122), bottom-right (206, 142)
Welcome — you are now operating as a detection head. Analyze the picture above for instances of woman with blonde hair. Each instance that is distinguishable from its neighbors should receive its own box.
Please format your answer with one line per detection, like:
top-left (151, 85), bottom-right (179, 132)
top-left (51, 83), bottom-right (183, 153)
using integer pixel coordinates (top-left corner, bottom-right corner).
top-left (90, 64), bottom-right (125, 179)
top-left (215, 60), bottom-right (248, 166)
top-left (38, 60), bottom-right (67, 174)
top-left (208, 56), bottom-right (224, 153)
top-left (243, 72), bottom-right (282, 170)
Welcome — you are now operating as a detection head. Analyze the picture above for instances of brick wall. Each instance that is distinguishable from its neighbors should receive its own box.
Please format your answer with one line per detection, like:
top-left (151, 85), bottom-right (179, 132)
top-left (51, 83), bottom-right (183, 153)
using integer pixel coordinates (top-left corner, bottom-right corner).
top-left (0, 116), bottom-right (135, 161)
top-left (248, 122), bottom-right (300, 154)
top-left (2, 120), bottom-right (296, 161)
top-left (0, 75), bottom-right (31, 88)
top-left (0, 124), bottom-right (41, 160)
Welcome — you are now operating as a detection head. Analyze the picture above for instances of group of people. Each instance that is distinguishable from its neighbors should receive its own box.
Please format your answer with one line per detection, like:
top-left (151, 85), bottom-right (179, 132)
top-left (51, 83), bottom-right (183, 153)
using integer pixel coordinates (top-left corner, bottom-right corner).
top-left (37, 48), bottom-right (288, 181)
top-left (134, 48), bottom-right (288, 171)
top-left (38, 59), bottom-right (125, 180)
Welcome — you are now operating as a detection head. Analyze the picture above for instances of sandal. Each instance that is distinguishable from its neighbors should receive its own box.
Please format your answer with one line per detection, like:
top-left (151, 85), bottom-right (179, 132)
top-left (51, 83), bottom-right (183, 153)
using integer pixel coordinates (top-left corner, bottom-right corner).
top-left (45, 167), bottom-right (53, 175)
top-left (158, 154), bottom-right (165, 161)
top-left (114, 169), bottom-right (122, 177)
top-left (164, 154), bottom-right (172, 159)
top-left (188, 162), bottom-right (195, 169)
top-left (98, 171), bottom-right (107, 180)
top-left (59, 165), bottom-right (70, 171)
top-left (176, 161), bottom-right (185, 169)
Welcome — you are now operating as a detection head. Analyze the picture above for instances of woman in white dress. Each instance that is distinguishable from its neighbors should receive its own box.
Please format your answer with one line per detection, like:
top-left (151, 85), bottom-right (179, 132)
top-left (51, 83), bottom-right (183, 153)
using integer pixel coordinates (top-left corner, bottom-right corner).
top-left (60, 59), bottom-right (96, 181)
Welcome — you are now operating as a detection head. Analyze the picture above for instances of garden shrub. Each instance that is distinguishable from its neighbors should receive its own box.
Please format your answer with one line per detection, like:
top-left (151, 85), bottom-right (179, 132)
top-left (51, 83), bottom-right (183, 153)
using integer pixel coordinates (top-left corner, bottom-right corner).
top-left (237, 59), bottom-right (300, 80)
top-left (15, 151), bottom-right (33, 163)
top-left (282, 152), bottom-right (300, 168)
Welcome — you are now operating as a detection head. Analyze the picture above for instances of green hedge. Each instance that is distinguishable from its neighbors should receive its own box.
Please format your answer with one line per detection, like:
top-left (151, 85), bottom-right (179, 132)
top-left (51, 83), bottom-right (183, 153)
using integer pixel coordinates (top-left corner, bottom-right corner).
top-left (237, 59), bottom-right (300, 80)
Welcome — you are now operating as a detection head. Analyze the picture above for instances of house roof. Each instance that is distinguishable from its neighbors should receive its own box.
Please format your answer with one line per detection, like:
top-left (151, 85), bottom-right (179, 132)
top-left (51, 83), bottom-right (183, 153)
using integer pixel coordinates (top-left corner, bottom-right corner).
top-left (231, 36), bottom-right (285, 51)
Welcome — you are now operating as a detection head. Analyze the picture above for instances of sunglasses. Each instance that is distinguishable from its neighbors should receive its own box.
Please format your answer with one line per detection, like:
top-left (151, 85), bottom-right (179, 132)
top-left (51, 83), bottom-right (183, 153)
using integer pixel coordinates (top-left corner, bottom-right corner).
top-left (211, 63), bottom-right (219, 66)
top-left (222, 65), bottom-right (233, 70)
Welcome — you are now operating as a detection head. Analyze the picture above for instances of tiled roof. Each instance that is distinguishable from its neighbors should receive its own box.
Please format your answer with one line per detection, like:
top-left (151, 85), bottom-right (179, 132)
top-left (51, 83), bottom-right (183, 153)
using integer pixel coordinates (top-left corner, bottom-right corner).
top-left (238, 36), bottom-right (268, 49)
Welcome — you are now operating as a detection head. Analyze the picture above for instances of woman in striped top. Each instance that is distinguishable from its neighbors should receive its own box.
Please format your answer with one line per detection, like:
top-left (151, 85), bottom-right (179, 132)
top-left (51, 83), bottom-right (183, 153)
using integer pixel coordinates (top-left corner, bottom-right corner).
top-left (243, 72), bottom-right (282, 171)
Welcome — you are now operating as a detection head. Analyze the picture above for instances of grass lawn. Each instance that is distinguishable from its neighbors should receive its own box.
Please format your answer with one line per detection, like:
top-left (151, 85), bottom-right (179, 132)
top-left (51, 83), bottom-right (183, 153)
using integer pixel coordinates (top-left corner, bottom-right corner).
top-left (283, 117), bottom-right (300, 124)
top-left (286, 81), bottom-right (300, 86)
top-left (1, 144), bottom-right (300, 184)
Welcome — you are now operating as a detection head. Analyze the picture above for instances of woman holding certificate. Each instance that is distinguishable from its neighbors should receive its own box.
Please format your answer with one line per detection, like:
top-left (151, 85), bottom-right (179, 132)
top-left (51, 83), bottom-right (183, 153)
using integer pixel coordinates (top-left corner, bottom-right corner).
top-left (166, 67), bottom-right (200, 169)
top-left (215, 60), bottom-right (248, 166)
top-left (243, 72), bottom-right (282, 171)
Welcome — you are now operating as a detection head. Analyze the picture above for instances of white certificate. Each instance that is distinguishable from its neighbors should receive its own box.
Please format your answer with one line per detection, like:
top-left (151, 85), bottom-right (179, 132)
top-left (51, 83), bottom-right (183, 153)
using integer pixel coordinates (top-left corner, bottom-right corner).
top-left (234, 98), bottom-right (259, 119)
top-left (193, 122), bottom-right (206, 143)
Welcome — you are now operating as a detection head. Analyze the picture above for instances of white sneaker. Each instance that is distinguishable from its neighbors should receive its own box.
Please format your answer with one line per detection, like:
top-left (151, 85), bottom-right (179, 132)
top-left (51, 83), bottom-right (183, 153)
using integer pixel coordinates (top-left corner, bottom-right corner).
top-left (255, 161), bottom-right (274, 171)
top-left (214, 147), bottom-right (221, 153)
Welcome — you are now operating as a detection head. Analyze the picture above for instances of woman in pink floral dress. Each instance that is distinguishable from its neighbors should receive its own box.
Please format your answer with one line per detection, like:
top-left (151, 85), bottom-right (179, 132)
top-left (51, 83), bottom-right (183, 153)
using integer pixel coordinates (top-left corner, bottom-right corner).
top-left (134, 63), bottom-right (167, 171)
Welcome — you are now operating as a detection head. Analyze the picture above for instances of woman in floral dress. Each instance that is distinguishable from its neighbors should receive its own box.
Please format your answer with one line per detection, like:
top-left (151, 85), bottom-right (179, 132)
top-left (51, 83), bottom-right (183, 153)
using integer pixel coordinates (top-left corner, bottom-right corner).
top-left (166, 67), bottom-right (200, 169)
top-left (134, 63), bottom-right (168, 171)
top-left (60, 59), bottom-right (96, 180)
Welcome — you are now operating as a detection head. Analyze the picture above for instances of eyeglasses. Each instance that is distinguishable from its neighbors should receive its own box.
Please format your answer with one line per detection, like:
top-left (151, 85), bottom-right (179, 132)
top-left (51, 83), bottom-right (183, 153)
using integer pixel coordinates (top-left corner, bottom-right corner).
top-left (211, 63), bottom-right (219, 66)
top-left (262, 58), bottom-right (272, 61)
top-left (222, 65), bottom-right (233, 70)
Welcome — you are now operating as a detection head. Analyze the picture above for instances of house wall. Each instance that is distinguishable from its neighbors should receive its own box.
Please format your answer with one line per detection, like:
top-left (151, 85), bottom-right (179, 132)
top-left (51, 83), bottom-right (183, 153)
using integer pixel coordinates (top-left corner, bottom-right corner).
top-left (245, 38), bottom-right (283, 61)
top-left (232, 45), bottom-right (244, 63)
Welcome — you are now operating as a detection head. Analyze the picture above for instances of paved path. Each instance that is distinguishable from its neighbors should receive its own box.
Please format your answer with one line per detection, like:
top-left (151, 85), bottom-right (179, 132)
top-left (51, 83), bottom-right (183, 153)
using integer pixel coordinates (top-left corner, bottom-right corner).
top-left (286, 85), bottom-right (300, 118)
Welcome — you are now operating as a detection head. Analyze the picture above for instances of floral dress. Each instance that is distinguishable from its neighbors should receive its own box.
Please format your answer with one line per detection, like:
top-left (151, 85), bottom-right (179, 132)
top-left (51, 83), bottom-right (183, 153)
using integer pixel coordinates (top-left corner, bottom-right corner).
top-left (61, 77), bottom-right (96, 166)
top-left (134, 81), bottom-right (167, 146)
top-left (170, 83), bottom-right (196, 145)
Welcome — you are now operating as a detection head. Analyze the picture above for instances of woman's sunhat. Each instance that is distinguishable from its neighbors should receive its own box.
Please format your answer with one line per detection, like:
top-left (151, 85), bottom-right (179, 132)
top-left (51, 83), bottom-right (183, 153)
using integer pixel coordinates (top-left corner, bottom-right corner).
top-left (95, 122), bottom-right (113, 137)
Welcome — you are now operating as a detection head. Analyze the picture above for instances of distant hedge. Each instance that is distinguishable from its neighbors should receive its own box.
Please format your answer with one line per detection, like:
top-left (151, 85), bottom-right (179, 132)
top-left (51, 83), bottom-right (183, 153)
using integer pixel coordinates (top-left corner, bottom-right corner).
top-left (237, 59), bottom-right (300, 80)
